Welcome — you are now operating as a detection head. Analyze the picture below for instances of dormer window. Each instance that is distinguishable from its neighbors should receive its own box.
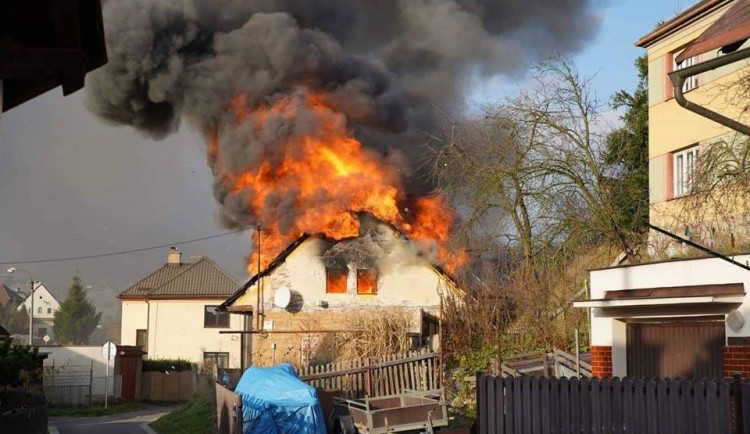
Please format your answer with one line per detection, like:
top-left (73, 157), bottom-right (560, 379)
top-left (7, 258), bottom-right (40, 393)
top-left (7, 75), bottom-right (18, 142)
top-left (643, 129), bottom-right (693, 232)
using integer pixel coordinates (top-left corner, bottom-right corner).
top-left (357, 269), bottom-right (378, 295)
top-left (326, 268), bottom-right (347, 293)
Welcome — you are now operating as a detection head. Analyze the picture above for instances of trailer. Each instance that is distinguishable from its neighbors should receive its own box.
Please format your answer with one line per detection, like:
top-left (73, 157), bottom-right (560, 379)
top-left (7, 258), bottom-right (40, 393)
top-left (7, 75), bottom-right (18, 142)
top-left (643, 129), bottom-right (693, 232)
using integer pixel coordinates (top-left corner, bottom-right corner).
top-left (332, 389), bottom-right (448, 433)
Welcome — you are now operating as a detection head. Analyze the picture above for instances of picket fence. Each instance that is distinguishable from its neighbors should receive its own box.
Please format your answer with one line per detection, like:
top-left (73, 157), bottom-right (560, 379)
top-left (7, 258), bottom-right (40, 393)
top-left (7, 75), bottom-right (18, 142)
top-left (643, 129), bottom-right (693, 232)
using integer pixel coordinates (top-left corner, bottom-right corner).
top-left (476, 374), bottom-right (750, 434)
top-left (297, 349), bottom-right (440, 398)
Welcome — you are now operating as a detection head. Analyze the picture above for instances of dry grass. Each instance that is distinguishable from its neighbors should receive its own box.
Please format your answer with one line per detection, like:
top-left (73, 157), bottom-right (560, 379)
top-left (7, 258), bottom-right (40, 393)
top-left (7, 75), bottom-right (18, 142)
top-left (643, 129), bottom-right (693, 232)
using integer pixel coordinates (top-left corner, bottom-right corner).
top-left (332, 308), bottom-right (415, 361)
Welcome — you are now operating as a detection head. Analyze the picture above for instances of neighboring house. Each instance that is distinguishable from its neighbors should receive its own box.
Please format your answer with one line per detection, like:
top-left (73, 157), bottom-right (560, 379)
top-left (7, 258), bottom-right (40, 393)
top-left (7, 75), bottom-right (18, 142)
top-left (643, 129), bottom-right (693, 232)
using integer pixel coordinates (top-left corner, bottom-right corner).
top-left (16, 282), bottom-right (60, 341)
top-left (118, 248), bottom-right (243, 369)
top-left (576, 0), bottom-right (750, 379)
top-left (219, 213), bottom-right (462, 367)
top-left (0, 283), bottom-right (24, 308)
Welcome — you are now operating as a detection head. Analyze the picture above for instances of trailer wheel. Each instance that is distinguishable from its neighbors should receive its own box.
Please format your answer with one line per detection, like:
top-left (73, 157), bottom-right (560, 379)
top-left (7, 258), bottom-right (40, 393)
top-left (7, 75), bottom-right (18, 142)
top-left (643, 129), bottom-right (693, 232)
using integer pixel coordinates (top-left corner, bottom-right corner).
top-left (334, 415), bottom-right (356, 434)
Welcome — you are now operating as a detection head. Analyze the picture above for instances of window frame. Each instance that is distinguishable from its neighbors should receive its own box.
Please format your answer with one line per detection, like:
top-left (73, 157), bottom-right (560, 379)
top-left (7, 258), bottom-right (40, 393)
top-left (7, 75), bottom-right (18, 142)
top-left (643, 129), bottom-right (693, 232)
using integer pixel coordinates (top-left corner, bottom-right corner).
top-left (203, 305), bottom-right (230, 328)
top-left (674, 53), bottom-right (699, 92)
top-left (203, 352), bottom-right (229, 369)
top-left (136, 329), bottom-right (148, 351)
top-left (356, 269), bottom-right (378, 295)
top-left (673, 145), bottom-right (700, 198)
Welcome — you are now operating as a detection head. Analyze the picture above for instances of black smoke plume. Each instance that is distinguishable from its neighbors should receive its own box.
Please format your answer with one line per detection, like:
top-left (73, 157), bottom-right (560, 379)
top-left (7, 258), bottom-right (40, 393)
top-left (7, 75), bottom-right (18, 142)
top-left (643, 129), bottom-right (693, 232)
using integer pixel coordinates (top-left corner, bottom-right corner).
top-left (86, 0), bottom-right (599, 230)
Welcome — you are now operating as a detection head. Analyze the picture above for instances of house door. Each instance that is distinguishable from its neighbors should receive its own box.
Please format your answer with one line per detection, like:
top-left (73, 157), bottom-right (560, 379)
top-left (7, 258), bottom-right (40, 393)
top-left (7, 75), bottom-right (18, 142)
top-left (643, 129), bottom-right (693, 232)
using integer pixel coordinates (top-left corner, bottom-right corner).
top-left (626, 321), bottom-right (724, 378)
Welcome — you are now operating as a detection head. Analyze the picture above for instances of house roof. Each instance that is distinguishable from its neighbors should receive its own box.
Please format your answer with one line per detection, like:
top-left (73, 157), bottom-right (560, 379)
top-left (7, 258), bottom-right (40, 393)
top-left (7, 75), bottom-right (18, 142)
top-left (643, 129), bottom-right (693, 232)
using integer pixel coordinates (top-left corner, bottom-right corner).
top-left (676, 0), bottom-right (750, 62)
top-left (0, 284), bottom-right (24, 307)
top-left (636, 0), bottom-right (732, 48)
top-left (0, 324), bottom-right (9, 338)
top-left (219, 222), bottom-right (462, 311)
top-left (119, 257), bottom-right (240, 299)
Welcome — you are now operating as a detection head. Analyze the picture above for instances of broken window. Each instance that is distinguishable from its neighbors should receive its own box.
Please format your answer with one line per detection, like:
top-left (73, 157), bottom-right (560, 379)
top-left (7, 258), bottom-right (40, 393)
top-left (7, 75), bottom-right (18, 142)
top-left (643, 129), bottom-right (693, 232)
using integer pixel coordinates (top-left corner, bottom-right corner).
top-left (357, 269), bottom-right (378, 295)
top-left (326, 268), bottom-right (347, 293)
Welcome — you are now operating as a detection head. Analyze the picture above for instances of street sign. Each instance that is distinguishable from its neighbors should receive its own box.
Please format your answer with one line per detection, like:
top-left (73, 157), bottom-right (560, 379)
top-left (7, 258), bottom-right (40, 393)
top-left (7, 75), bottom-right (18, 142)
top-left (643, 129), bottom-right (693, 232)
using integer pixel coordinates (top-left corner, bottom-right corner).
top-left (42, 335), bottom-right (50, 344)
top-left (101, 341), bottom-right (116, 361)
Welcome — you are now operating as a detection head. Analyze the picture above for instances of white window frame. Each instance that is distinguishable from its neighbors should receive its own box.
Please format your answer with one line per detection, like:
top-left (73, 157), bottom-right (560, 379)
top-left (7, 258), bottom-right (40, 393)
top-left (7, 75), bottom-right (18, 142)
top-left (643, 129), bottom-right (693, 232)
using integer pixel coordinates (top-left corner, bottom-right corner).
top-left (673, 145), bottom-right (699, 198)
top-left (674, 54), bottom-right (699, 92)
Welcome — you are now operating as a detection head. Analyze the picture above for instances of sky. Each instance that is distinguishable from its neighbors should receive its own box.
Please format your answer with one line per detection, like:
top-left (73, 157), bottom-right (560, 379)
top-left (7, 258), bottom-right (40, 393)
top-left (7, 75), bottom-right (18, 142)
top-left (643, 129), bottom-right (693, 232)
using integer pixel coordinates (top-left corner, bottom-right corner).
top-left (0, 0), bottom-right (690, 303)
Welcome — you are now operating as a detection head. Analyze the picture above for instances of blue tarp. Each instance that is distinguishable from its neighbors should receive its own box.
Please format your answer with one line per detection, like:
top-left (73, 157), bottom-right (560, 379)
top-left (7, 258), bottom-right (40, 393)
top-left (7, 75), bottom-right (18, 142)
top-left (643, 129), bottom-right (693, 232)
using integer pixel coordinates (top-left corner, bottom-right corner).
top-left (234, 363), bottom-right (327, 434)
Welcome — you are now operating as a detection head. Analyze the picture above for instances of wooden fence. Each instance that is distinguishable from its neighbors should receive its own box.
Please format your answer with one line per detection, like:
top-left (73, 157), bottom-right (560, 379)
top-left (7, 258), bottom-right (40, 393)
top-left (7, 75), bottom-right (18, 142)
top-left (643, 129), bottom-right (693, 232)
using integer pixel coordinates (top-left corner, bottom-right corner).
top-left (298, 349), bottom-right (440, 398)
top-left (476, 375), bottom-right (750, 434)
top-left (501, 348), bottom-right (592, 378)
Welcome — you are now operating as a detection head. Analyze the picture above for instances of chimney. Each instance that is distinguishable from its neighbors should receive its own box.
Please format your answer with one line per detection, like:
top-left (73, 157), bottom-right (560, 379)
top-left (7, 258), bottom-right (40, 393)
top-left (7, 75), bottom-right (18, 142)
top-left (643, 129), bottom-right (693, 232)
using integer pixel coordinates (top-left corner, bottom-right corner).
top-left (167, 247), bottom-right (182, 265)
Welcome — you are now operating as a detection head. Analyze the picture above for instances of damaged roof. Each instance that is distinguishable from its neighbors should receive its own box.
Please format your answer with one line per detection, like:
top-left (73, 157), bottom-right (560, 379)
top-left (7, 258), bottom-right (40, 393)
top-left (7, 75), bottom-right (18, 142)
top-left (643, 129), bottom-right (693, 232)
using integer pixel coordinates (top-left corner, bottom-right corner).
top-left (119, 257), bottom-right (239, 299)
top-left (219, 221), bottom-right (461, 310)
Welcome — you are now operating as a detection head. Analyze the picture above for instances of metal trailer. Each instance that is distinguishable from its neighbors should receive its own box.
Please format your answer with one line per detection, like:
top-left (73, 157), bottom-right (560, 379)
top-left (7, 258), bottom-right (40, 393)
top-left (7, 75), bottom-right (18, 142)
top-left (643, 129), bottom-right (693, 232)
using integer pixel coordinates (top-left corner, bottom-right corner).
top-left (332, 389), bottom-right (448, 434)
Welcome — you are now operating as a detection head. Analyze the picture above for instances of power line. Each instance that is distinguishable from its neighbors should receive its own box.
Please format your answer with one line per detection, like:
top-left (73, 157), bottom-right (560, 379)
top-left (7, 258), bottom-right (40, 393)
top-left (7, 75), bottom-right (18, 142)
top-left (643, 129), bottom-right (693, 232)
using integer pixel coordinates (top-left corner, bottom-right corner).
top-left (0, 229), bottom-right (248, 266)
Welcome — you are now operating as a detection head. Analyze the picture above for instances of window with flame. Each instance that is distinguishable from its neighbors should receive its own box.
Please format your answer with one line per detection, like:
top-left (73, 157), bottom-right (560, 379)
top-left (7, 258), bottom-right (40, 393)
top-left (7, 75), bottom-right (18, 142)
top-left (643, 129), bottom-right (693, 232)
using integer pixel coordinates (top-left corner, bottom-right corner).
top-left (326, 268), bottom-right (348, 293)
top-left (356, 269), bottom-right (378, 295)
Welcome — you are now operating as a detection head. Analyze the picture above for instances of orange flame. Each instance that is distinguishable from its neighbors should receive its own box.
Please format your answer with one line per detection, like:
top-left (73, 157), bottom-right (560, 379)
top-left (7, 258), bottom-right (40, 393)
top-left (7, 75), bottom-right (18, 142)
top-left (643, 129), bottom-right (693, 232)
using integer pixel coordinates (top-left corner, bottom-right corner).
top-left (213, 89), bottom-right (467, 275)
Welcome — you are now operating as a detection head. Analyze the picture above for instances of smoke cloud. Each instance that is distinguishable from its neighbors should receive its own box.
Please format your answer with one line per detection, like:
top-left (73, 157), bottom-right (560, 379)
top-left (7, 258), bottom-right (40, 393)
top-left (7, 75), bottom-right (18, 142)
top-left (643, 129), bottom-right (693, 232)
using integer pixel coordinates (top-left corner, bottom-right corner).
top-left (86, 0), bottom-right (599, 240)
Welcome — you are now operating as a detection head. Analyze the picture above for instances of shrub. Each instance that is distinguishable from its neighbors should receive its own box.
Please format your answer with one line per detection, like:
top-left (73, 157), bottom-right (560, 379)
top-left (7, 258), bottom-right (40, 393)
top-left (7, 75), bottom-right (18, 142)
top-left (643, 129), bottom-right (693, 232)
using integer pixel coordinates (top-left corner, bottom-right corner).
top-left (0, 339), bottom-right (42, 387)
top-left (142, 358), bottom-right (194, 372)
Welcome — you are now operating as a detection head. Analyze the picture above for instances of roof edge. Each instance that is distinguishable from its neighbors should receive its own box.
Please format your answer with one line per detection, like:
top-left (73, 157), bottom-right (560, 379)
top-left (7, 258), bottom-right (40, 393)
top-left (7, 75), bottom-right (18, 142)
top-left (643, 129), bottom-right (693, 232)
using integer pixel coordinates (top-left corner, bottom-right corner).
top-left (636, 0), bottom-right (732, 48)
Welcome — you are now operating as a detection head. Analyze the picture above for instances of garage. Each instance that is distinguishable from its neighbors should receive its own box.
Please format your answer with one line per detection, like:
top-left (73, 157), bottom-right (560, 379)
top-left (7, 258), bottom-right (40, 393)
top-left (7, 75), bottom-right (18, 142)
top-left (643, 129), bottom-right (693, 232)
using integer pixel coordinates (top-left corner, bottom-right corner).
top-left (626, 320), bottom-right (725, 378)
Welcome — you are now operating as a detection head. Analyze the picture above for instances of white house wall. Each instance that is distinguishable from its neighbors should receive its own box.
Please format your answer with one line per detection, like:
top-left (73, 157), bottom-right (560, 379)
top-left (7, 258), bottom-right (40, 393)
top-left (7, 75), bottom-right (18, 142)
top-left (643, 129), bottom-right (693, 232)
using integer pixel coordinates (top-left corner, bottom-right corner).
top-left (121, 299), bottom-right (243, 368)
top-left (245, 237), bottom-right (448, 312)
top-left (589, 254), bottom-right (750, 376)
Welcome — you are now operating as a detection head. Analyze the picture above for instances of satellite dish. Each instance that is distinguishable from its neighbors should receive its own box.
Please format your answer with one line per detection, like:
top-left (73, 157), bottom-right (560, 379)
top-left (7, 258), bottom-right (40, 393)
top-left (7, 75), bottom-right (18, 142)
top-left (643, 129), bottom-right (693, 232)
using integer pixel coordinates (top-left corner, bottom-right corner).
top-left (274, 286), bottom-right (291, 309)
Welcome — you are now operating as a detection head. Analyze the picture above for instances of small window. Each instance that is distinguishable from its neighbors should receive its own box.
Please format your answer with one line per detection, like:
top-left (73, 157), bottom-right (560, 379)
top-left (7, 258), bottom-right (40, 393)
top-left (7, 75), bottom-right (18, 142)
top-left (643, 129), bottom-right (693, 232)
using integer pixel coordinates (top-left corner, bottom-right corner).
top-left (356, 269), bottom-right (378, 295)
top-left (204, 305), bottom-right (230, 328)
top-left (674, 146), bottom-right (699, 198)
top-left (675, 54), bottom-right (698, 92)
top-left (326, 268), bottom-right (347, 293)
top-left (136, 329), bottom-right (148, 351)
top-left (47, 308), bottom-right (52, 314)
top-left (204, 352), bottom-right (229, 369)
top-left (37, 307), bottom-right (42, 314)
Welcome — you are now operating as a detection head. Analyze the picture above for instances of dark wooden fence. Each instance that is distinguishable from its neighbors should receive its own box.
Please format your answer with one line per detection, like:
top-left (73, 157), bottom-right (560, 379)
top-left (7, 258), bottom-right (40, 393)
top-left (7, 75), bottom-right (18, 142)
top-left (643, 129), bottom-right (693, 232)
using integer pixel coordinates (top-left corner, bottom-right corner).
top-left (298, 349), bottom-right (440, 398)
top-left (477, 375), bottom-right (750, 434)
top-left (0, 390), bottom-right (48, 434)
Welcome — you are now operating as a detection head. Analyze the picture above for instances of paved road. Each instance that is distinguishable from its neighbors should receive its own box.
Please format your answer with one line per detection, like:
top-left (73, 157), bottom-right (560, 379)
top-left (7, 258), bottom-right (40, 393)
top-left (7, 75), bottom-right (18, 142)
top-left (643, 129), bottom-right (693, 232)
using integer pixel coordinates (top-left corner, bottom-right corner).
top-left (50, 406), bottom-right (176, 434)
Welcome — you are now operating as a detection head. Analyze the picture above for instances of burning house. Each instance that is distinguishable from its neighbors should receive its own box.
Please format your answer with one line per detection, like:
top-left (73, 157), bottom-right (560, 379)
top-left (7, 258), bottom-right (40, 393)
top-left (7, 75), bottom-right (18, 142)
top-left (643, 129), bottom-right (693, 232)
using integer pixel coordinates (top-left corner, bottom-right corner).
top-left (218, 213), bottom-right (462, 366)
top-left (83, 0), bottom-right (598, 364)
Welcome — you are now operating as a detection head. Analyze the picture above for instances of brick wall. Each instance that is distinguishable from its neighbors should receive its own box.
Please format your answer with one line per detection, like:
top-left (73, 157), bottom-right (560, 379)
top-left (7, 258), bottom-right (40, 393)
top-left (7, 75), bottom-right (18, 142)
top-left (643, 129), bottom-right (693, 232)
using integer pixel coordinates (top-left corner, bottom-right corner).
top-left (723, 346), bottom-right (750, 378)
top-left (591, 346), bottom-right (613, 378)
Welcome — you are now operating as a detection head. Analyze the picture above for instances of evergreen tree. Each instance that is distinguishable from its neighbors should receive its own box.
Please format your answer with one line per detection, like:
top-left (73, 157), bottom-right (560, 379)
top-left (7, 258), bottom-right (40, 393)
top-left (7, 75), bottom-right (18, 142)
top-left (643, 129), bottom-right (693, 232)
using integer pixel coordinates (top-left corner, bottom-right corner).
top-left (604, 55), bottom-right (650, 236)
top-left (53, 274), bottom-right (101, 345)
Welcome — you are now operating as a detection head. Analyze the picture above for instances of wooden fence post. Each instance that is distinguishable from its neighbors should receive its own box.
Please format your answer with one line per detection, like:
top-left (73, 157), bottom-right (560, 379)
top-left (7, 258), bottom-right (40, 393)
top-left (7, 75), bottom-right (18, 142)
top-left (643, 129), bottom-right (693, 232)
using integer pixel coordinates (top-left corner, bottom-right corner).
top-left (364, 357), bottom-right (371, 397)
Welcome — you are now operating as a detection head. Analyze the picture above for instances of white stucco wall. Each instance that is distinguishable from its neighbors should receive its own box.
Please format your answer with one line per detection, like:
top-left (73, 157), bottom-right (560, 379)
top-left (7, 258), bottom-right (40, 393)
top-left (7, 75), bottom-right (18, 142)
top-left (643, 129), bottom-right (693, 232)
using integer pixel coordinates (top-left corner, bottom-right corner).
top-left (236, 236), bottom-right (453, 313)
top-left (40, 346), bottom-right (120, 399)
top-left (589, 254), bottom-right (750, 376)
top-left (120, 298), bottom-right (243, 368)
top-left (18, 283), bottom-right (60, 319)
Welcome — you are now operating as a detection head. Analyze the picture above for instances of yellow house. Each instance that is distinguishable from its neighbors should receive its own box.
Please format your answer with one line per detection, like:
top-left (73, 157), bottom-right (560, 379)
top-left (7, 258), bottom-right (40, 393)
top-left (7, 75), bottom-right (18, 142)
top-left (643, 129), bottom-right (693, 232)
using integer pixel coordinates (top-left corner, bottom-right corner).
top-left (638, 0), bottom-right (750, 252)
top-left (574, 0), bottom-right (750, 380)
top-left (119, 248), bottom-right (245, 369)
top-left (219, 214), bottom-right (461, 367)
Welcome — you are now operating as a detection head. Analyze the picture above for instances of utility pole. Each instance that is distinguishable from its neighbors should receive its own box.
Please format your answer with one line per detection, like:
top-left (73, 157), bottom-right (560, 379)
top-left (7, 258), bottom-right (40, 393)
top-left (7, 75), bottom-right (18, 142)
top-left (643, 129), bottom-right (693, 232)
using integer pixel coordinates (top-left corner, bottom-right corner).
top-left (256, 224), bottom-right (262, 330)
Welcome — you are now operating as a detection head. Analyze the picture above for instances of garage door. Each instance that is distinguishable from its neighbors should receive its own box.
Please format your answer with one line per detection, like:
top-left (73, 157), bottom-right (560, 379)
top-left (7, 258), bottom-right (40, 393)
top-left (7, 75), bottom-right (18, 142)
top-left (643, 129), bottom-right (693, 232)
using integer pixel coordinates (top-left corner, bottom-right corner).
top-left (626, 321), bottom-right (725, 378)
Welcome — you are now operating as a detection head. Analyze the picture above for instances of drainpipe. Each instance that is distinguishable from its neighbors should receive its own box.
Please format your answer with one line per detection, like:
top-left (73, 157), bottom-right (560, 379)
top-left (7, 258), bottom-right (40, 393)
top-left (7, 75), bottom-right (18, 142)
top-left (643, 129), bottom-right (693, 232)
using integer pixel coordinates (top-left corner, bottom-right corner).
top-left (669, 45), bottom-right (750, 135)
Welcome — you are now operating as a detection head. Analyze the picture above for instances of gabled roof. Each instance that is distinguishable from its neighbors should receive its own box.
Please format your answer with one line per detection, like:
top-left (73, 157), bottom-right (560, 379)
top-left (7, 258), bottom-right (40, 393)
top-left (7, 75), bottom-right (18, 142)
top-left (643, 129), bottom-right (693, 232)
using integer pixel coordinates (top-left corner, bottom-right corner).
top-left (676, 0), bottom-right (750, 62)
top-left (219, 222), bottom-right (462, 311)
top-left (219, 234), bottom-right (311, 309)
top-left (636, 0), bottom-right (732, 48)
top-left (0, 284), bottom-right (24, 307)
top-left (119, 257), bottom-right (239, 299)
